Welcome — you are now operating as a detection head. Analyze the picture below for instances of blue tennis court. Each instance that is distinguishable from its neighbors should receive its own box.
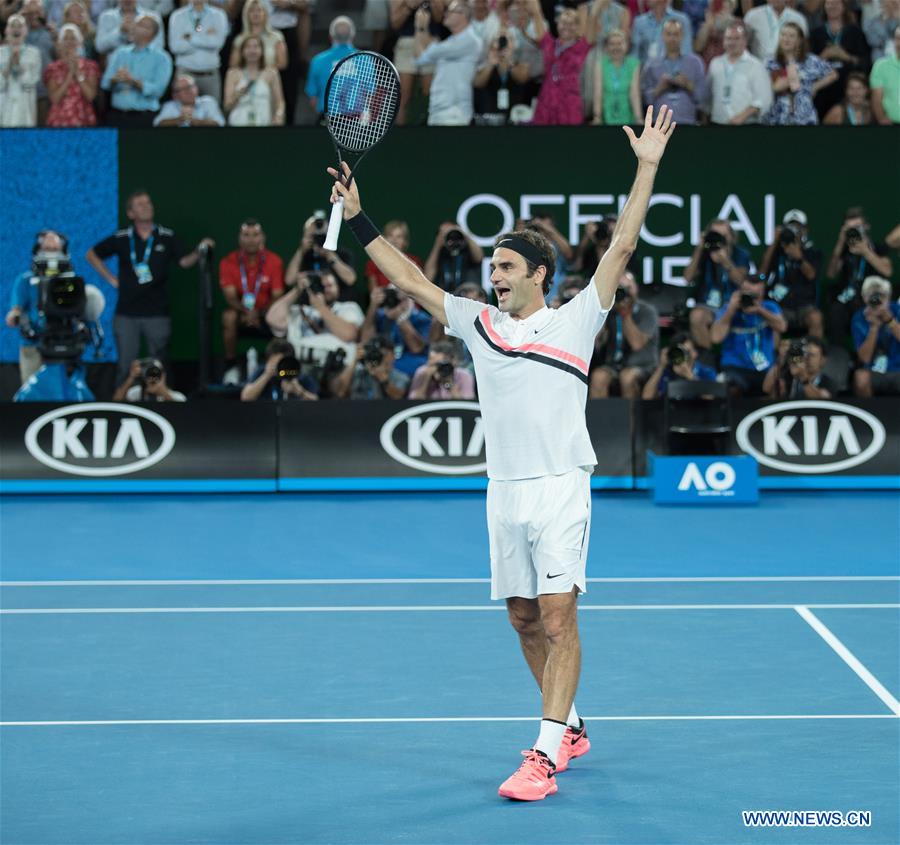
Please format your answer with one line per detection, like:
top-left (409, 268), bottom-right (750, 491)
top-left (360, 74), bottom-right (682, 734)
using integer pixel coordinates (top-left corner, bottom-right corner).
top-left (1, 491), bottom-right (898, 844)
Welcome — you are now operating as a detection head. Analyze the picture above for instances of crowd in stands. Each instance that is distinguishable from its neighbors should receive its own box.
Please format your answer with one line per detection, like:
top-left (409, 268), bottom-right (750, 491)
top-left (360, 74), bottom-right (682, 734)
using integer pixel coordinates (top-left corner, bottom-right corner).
top-left (1, 0), bottom-right (899, 127)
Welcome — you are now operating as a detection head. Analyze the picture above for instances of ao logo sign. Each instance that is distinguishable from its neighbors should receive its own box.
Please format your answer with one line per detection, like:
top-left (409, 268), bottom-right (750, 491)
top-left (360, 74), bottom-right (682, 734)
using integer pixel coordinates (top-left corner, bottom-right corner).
top-left (678, 462), bottom-right (735, 494)
top-left (24, 403), bottom-right (176, 477)
top-left (736, 400), bottom-right (885, 474)
top-left (380, 401), bottom-right (486, 475)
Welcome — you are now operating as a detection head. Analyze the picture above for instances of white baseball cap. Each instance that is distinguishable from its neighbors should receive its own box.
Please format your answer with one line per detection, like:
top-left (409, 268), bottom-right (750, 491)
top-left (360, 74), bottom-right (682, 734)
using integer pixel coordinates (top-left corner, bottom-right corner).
top-left (783, 209), bottom-right (808, 225)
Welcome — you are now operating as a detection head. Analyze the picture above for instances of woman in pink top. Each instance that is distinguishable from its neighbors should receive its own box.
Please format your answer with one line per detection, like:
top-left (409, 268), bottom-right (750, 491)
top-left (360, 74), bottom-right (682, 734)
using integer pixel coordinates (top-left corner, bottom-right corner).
top-left (526, 0), bottom-right (601, 125)
top-left (44, 23), bottom-right (98, 127)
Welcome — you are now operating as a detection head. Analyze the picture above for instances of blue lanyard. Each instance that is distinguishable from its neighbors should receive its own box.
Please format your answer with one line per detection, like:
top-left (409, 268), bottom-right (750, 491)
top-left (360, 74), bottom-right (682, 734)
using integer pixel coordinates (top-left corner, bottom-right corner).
top-left (129, 227), bottom-right (154, 268)
top-left (239, 252), bottom-right (264, 296)
top-left (190, 6), bottom-right (206, 31)
top-left (743, 315), bottom-right (762, 356)
top-left (613, 314), bottom-right (624, 360)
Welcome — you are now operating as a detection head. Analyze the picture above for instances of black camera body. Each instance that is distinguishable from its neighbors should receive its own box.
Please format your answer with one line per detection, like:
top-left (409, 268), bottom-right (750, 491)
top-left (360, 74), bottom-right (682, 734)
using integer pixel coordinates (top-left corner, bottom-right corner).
top-left (363, 338), bottom-right (385, 368)
top-left (703, 230), bottom-right (727, 253)
top-left (139, 357), bottom-right (163, 384)
top-left (322, 347), bottom-right (347, 375)
top-left (496, 34), bottom-right (508, 50)
top-left (867, 294), bottom-right (883, 308)
top-left (28, 264), bottom-right (93, 362)
top-left (444, 229), bottom-right (466, 256)
top-left (668, 344), bottom-right (687, 367)
top-left (591, 220), bottom-right (611, 245)
top-left (778, 224), bottom-right (801, 247)
top-left (276, 355), bottom-right (301, 381)
top-left (614, 286), bottom-right (629, 305)
top-left (845, 226), bottom-right (865, 246)
top-left (436, 361), bottom-right (454, 380)
top-left (740, 292), bottom-right (757, 309)
top-left (788, 340), bottom-right (806, 363)
top-left (306, 272), bottom-right (325, 295)
top-left (382, 287), bottom-right (400, 310)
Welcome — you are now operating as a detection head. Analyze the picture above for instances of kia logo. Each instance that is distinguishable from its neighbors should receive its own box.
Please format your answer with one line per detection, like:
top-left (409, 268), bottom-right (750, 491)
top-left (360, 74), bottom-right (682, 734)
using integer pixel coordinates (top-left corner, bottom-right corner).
top-left (380, 401), bottom-right (486, 475)
top-left (736, 401), bottom-right (885, 474)
top-left (24, 403), bottom-right (176, 477)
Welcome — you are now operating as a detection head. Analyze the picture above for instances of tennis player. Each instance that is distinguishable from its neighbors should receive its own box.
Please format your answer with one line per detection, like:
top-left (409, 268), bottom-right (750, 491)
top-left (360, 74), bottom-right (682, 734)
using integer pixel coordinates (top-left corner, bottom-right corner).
top-left (328, 105), bottom-right (676, 801)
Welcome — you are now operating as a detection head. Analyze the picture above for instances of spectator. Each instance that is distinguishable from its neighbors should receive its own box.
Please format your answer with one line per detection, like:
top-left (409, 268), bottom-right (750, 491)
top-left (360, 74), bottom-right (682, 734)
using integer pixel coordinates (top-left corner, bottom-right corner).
top-left (684, 219), bottom-right (750, 354)
top-left (470, 0), bottom-right (501, 47)
top-left (0, 14), bottom-right (41, 126)
top-left (100, 14), bottom-right (173, 128)
top-left (21, 0), bottom-right (52, 121)
top-left (527, 0), bottom-right (600, 125)
top-left (693, 0), bottom-right (737, 68)
top-left (631, 0), bottom-right (693, 64)
top-left (240, 338), bottom-right (318, 401)
top-left (826, 207), bottom-right (894, 341)
top-left (390, 0), bottom-right (439, 126)
top-left (168, 0), bottom-right (228, 102)
top-left (642, 333), bottom-right (718, 398)
top-left (810, 0), bottom-right (871, 117)
top-left (365, 220), bottom-right (423, 292)
top-left (572, 215), bottom-right (619, 278)
top-left (526, 215), bottom-right (575, 300)
top-left (711, 275), bottom-right (788, 397)
top-left (552, 276), bottom-right (589, 309)
top-left (428, 281), bottom-right (487, 373)
top-left (760, 209), bottom-right (824, 339)
top-left (61, 1), bottom-right (97, 60)
top-left (305, 15), bottom-right (355, 116)
top-left (361, 286), bottom-right (432, 377)
top-left (270, 0), bottom-right (312, 64)
top-left (330, 335), bottom-right (410, 399)
top-left (744, 0), bottom-right (807, 62)
top-left (112, 358), bottom-right (187, 402)
top-left (706, 22), bottom-right (772, 125)
top-left (96, 0), bottom-right (164, 57)
top-left (87, 190), bottom-right (214, 383)
top-left (154, 71), bottom-right (225, 126)
top-left (44, 24), bottom-right (99, 126)
top-left (424, 221), bottom-right (485, 291)
top-left (229, 0), bottom-right (287, 71)
top-left (764, 336), bottom-right (836, 398)
top-left (499, 0), bottom-right (544, 112)
top-left (589, 270), bottom-right (660, 398)
top-left (409, 340), bottom-right (477, 399)
top-left (413, 0), bottom-right (482, 126)
top-left (593, 0), bottom-right (632, 43)
top-left (852, 275), bottom-right (900, 396)
top-left (870, 26), bottom-right (900, 123)
top-left (640, 18), bottom-right (706, 124)
top-left (473, 29), bottom-right (532, 125)
top-left (219, 218), bottom-right (284, 384)
top-left (224, 34), bottom-right (286, 125)
top-left (764, 23), bottom-right (837, 125)
top-left (864, 0), bottom-right (899, 62)
top-left (823, 69), bottom-right (874, 123)
top-left (592, 28), bottom-right (642, 125)
top-left (362, 0), bottom-right (390, 55)
top-left (285, 212), bottom-right (357, 291)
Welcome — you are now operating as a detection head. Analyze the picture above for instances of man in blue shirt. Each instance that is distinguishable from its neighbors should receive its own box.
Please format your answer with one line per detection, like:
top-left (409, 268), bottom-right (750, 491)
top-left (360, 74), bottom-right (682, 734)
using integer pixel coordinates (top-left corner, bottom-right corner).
top-left (101, 14), bottom-right (173, 127)
top-left (305, 15), bottom-right (356, 116)
top-left (711, 275), bottom-right (787, 396)
top-left (631, 0), bottom-right (693, 64)
top-left (362, 286), bottom-right (431, 377)
top-left (852, 276), bottom-right (900, 397)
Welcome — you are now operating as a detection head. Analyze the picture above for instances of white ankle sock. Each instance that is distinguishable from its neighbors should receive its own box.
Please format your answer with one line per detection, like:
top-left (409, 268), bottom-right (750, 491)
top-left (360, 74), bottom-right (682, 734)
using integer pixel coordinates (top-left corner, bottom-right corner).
top-left (534, 719), bottom-right (567, 766)
top-left (566, 703), bottom-right (580, 729)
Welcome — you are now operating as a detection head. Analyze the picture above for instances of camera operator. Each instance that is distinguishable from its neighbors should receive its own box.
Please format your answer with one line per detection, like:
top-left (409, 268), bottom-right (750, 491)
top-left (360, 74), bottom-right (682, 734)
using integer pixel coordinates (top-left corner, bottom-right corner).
top-left (329, 336), bottom-right (410, 399)
top-left (572, 216), bottom-right (615, 279)
top-left (473, 30), bottom-right (531, 125)
top-left (424, 221), bottom-right (484, 291)
top-left (409, 340), bottom-right (476, 400)
top-left (760, 210), bottom-right (824, 338)
top-left (851, 275), bottom-right (900, 397)
top-left (642, 333), bottom-right (718, 399)
top-left (240, 339), bottom-right (318, 402)
top-left (285, 211), bottom-right (357, 294)
top-left (112, 358), bottom-right (186, 402)
top-left (589, 271), bottom-right (660, 399)
top-left (764, 337), bottom-right (835, 399)
top-left (684, 219), bottom-right (751, 355)
top-left (711, 274), bottom-right (788, 397)
top-left (827, 207), bottom-right (894, 343)
top-left (362, 285), bottom-right (432, 376)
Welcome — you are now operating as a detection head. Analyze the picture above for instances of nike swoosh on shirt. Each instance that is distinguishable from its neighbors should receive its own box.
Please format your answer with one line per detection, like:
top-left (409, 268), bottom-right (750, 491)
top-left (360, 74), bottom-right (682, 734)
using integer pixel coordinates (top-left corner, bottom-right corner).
top-left (546, 573), bottom-right (565, 579)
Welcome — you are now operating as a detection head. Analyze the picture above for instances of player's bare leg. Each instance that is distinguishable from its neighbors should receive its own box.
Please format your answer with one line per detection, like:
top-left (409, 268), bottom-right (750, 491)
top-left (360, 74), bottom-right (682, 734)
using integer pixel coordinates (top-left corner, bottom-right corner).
top-left (506, 597), bottom-right (548, 688)
top-left (536, 589), bottom-right (581, 723)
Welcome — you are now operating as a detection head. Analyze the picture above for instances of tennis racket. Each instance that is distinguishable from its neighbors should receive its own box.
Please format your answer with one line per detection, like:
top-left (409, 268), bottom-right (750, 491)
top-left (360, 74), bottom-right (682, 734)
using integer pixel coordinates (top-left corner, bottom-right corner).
top-left (323, 51), bottom-right (401, 250)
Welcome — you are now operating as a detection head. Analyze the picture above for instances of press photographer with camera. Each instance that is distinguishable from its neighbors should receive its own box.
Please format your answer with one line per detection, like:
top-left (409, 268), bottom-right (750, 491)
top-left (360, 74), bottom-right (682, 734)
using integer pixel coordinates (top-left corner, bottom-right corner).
top-left (851, 275), bottom-right (900, 397)
top-left (112, 358), bottom-right (186, 402)
top-left (285, 211), bottom-right (357, 293)
top-left (759, 209), bottom-right (824, 339)
top-left (473, 30), bottom-right (531, 125)
top-left (424, 221), bottom-right (484, 291)
top-left (641, 333), bottom-right (718, 399)
top-left (329, 335), bottom-right (410, 399)
top-left (711, 274), bottom-right (788, 396)
top-left (362, 284), bottom-right (432, 377)
top-left (409, 340), bottom-right (476, 400)
top-left (240, 339), bottom-right (319, 402)
top-left (763, 336), bottom-right (835, 399)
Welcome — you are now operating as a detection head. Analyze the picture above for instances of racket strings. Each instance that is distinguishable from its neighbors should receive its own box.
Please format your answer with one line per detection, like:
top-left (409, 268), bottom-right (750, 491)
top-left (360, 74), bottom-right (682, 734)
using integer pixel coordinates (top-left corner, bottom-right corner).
top-left (326, 55), bottom-right (399, 152)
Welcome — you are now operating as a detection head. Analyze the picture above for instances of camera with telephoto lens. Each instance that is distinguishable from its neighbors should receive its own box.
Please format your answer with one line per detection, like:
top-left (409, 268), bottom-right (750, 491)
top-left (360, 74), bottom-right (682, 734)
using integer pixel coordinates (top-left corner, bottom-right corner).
top-left (591, 220), bottom-right (611, 245)
top-left (845, 226), bottom-right (865, 246)
top-left (276, 355), bottom-right (301, 381)
top-left (382, 287), bottom-right (400, 310)
top-left (363, 338), bottom-right (385, 368)
top-left (740, 292), bottom-right (757, 309)
top-left (779, 224), bottom-right (801, 247)
top-left (322, 347), bottom-right (347, 376)
top-left (614, 286), bottom-right (629, 304)
top-left (306, 272), bottom-right (324, 295)
top-left (139, 357), bottom-right (163, 384)
top-left (668, 344), bottom-right (687, 368)
top-left (788, 340), bottom-right (806, 363)
top-left (444, 228), bottom-right (466, 256)
top-left (867, 294), bottom-right (883, 308)
top-left (703, 230), bottom-right (727, 254)
top-left (436, 361), bottom-right (454, 381)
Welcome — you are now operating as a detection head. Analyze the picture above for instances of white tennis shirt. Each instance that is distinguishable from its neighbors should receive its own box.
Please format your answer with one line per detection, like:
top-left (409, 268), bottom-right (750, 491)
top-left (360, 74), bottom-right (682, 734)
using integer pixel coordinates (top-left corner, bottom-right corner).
top-left (444, 285), bottom-right (610, 481)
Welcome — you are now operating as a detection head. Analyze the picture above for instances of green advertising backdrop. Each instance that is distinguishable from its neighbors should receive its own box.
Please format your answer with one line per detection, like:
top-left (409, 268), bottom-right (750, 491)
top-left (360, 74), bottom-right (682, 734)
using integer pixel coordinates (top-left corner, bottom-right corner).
top-left (118, 126), bottom-right (898, 360)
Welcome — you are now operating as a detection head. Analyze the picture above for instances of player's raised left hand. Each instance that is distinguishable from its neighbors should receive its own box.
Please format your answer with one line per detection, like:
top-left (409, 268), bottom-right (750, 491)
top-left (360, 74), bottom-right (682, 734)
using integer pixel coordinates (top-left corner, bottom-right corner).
top-left (327, 161), bottom-right (361, 219)
top-left (623, 105), bottom-right (675, 166)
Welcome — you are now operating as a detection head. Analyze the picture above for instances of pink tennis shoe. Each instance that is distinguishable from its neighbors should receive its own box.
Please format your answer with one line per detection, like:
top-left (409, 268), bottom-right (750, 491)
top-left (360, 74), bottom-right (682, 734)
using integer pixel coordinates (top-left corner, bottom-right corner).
top-left (555, 721), bottom-right (591, 773)
top-left (498, 749), bottom-right (558, 801)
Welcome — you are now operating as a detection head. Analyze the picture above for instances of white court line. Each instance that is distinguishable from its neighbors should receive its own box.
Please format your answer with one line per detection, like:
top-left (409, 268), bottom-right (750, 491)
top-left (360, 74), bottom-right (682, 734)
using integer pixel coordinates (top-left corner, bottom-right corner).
top-left (795, 606), bottom-right (900, 717)
top-left (2, 603), bottom-right (898, 615)
top-left (2, 714), bottom-right (897, 728)
top-left (1, 576), bottom-right (898, 587)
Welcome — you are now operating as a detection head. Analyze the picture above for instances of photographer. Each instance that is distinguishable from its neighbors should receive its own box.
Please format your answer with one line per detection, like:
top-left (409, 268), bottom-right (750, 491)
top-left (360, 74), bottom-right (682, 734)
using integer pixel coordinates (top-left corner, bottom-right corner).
top-left (826, 207), bottom-right (894, 343)
top-left (642, 333), bottom-right (717, 399)
top-left (760, 209), bottom-right (824, 339)
top-left (851, 276), bottom-right (900, 397)
top-left (329, 336), bottom-right (410, 399)
top-left (112, 358), bottom-right (186, 402)
top-left (684, 219), bottom-right (751, 354)
top-left (589, 271), bottom-right (660, 399)
top-left (365, 220), bottom-right (423, 292)
top-left (361, 285), bottom-right (432, 377)
top-left (711, 275), bottom-right (788, 397)
top-left (409, 340), bottom-right (476, 400)
top-left (764, 337), bottom-right (835, 399)
top-left (473, 30), bottom-right (531, 125)
top-left (424, 221), bottom-right (484, 291)
top-left (240, 339), bottom-right (318, 402)
top-left (572, 216), bottom-right (616, 279)
top-left (285, 211), bottom-right (357, 294)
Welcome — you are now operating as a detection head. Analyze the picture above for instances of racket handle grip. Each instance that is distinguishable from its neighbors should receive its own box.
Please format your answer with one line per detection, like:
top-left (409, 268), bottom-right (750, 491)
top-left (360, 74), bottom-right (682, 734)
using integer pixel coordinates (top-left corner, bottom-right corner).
top-left (324, 199), bottom-right (344, 251)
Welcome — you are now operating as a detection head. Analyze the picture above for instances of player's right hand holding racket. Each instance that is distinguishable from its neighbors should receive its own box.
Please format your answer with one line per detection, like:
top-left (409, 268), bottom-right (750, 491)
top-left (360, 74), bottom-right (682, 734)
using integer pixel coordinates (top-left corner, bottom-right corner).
top-left (328, 162), bottom-right (362, 220)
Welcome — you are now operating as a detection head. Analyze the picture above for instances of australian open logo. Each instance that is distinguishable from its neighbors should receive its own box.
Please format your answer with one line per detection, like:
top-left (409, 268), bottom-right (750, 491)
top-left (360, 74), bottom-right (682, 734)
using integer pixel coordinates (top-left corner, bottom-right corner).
top-left (24, 403), bottom-right (176, 477)
top-left (736, 401), bottom-right (885, 474)
top-left (380, 401), bottom-right (486, 475)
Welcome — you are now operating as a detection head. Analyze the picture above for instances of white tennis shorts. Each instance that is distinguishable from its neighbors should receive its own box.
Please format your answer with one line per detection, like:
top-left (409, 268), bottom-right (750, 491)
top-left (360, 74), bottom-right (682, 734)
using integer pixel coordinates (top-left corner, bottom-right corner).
top-left (486, 467), bottom-right (592, 601)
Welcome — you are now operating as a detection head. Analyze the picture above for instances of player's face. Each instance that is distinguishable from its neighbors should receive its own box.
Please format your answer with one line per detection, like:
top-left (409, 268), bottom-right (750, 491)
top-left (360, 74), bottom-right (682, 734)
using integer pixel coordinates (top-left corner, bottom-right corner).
top-left (490, 247), bottom-right (542, 315)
